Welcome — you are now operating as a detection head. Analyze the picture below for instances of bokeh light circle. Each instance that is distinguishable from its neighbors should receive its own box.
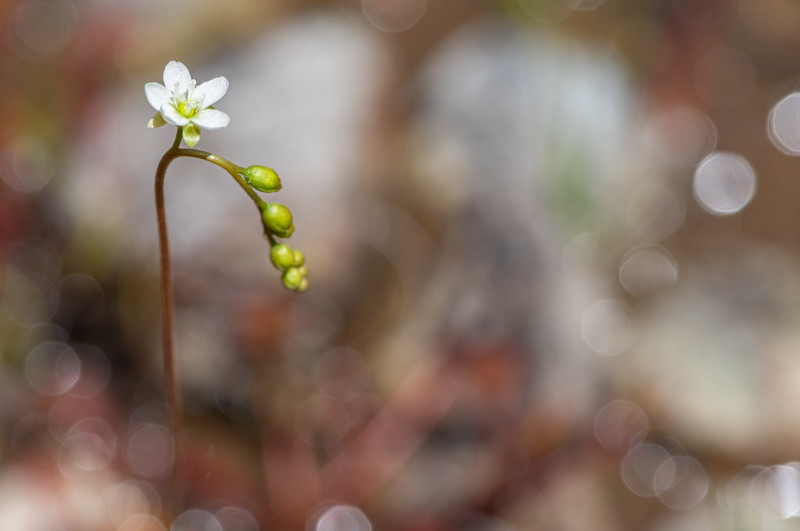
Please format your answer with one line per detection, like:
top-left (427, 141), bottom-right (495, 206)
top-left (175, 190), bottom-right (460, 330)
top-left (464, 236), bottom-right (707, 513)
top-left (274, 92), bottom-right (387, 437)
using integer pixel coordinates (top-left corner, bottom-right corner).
top-left (24, 341), bottom-right (81, 396)
top-left (769, 465), bottom-right (800, 518)
top-left (59, 417), bottom-right (117, 475)
top-left (693, 152), bottom-right (756, 215)
top-left (316, 505), bottom-right (372, 531)
top-left (621, 444), bottom-right (673, 497)
top-left (8, 0), bottom-right (78, 62)
top-left (0, 136), bottom-right (55, 193)
top-left (654, 456), bottom-right (709, 509)
top-left (750, 464), bottom-right (800, 518)
top-left (214, 507), bottom-right (259, 531)
top-left (125, 423), bottom-right (174, 478)
top-left (565, 0), bottom-right (605, 10)
top-left (768, 92), bottom-right (800, 155)
top-left (594, 400), bottom-right (649, 452)
top-left (172, 509), bottom-right (223, 531)
top-left (618, 245), bottom-right (678, 297)
top-left (581, 299), bottom-right (633, 356)
top-left (362, 0), bottom-right (425, 32)
top-left (718, 466), bottom-right (760, 511)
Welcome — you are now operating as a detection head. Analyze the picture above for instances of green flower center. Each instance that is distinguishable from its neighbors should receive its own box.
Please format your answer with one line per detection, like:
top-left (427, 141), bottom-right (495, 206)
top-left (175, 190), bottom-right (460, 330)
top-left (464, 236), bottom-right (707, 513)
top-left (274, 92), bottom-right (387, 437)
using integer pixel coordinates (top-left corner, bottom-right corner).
top-left (177, 101), bottom-right (197, 118)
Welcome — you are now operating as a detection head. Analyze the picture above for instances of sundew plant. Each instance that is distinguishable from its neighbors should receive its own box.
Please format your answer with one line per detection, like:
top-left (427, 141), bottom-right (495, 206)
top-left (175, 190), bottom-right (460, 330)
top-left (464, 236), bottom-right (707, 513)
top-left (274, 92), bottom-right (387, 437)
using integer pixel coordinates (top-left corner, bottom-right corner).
top-left (146, 60), bottom-right (308, 524)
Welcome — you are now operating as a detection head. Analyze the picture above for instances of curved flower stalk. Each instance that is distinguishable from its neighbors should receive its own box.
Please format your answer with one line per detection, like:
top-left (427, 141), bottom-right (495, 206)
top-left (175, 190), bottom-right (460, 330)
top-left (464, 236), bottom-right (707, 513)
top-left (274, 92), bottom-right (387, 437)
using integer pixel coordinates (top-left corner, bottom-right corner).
top-left (146, 60), bottom-right (308, 525)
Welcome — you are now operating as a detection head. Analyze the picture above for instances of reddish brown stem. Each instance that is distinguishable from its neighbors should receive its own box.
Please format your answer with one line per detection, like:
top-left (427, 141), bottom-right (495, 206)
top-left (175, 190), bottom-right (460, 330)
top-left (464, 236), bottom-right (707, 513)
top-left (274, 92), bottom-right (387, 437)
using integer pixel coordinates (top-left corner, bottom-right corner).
top-left (155, 128), bottom-right (184, 526)
top-left (154, 127), bottom-right (269, 526)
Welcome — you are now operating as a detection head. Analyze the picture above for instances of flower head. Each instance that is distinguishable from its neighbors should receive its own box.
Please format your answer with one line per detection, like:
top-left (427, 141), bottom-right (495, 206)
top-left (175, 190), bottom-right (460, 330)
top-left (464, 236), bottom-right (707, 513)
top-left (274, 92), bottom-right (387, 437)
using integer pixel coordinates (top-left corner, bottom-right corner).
top-left (145, 61), bottom-right (230, 145)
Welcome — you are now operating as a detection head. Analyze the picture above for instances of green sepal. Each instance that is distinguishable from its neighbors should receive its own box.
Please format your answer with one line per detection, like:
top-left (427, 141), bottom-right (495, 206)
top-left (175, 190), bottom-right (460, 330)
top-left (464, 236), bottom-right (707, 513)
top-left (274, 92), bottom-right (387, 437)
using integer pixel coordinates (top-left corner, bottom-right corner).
top-left (272, 224), bottom-right (294, 239)
top-left (182, 123), bottom-right (201, 147)
top-left (147, 112), bottom-right (167, 129)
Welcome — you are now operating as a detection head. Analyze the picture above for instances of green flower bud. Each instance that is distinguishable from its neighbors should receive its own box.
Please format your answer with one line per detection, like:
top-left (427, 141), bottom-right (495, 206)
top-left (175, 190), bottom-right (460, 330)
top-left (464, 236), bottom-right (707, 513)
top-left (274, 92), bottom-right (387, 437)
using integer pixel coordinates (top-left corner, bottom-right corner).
top-left (270, 244), bottom-right (295, 270)
top-left (282, 266), bottom-right (303, 290)
top-left (273, 224), bottom-right (295, 239)
top-left (243, 165), bottom-right (282, 193)
top-left (297, 278), bottom-right (309, 293)
top-left (261, 203), bottom-right (293, 233)
top-left (297, 265), bottom-right (308, 277)
top-left (292, 249), bottom-right (305, 266)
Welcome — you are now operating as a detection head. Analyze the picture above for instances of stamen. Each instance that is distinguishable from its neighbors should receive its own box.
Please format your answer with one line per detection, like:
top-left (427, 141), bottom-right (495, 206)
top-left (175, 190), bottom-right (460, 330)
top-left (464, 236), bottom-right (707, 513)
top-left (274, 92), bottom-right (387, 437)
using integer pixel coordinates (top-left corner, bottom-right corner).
top-left (177, 101), bottom-right (197, 118)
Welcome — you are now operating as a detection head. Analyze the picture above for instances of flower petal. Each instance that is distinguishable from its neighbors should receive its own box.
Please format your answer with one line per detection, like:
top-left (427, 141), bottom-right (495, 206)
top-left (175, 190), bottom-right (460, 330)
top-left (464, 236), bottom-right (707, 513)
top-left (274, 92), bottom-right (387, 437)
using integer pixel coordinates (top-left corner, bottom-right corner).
top-left (193, 76), bottom-right (229, 108)
top-left (145, 82), bottom-right (171, 111)
top-left (163, 61), bottom-right (191, 95)
top-left (160, 104), bottom-right (190, 126)
top-left (191, 109), bottom-right (230, 130)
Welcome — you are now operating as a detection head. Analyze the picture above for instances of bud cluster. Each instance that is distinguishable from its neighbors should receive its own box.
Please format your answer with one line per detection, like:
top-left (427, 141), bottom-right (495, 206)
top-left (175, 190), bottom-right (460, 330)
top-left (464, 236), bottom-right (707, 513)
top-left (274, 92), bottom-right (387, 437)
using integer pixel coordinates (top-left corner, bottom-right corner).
top-left (270, 243), bottom-right (308, 292)
top-left (240, 165), bottom-right (309, 292)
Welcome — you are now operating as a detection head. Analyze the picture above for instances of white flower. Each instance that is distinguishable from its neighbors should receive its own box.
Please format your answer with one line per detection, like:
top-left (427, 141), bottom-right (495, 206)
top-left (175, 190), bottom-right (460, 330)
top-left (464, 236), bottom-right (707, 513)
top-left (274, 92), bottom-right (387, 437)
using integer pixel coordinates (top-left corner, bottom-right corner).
top-left (145, 61), bottom-right (230, 130)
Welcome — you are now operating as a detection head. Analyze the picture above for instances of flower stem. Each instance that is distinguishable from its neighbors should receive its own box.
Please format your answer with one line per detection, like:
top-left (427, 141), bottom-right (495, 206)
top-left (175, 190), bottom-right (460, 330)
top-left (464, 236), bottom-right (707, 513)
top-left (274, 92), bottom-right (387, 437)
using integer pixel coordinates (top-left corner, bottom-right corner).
top-left (155, 128), bottom-right (183, 526)
top-left (154, 128), bottom-right (267, 525)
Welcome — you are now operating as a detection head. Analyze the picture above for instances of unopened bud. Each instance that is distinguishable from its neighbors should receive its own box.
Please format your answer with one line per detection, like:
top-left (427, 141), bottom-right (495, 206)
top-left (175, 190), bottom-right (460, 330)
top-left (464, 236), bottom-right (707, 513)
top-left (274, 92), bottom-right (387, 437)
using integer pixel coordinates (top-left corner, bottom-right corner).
top-left (282, 267), bottom-right (303, 290)
top-left (261, 203), bottom-right (293, 233)
top-left (243, 165), bottom-right (282, 193)
top-left (293, 249), bottom-right (305, 266)
top-left (270, 244), bottom-right (295, 271)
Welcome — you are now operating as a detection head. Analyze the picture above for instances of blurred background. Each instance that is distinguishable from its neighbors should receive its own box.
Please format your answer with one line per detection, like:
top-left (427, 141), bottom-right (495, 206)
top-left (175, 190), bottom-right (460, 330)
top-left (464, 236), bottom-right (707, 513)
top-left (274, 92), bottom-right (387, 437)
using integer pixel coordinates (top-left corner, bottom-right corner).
top-left (4, 0), bottom-right (800, 529)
